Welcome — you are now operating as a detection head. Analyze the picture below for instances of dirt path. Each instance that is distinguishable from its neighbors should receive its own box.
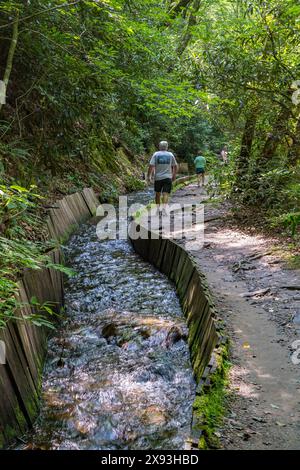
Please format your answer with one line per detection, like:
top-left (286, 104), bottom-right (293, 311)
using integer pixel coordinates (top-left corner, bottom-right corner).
top-left (171, 183), bottom-right (300, 450)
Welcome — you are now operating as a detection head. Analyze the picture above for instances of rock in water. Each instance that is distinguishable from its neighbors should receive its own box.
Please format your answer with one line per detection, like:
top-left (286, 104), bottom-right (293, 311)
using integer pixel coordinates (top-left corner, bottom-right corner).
top-left (165, 326), bottom-right (186, 348)
top-left (102, 323), bottom-right (117, 339)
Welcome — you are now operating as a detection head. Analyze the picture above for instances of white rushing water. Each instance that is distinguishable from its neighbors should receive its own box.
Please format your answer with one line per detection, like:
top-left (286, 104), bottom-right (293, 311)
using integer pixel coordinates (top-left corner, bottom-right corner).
top-left (24, 189), bottom-right (195, 450)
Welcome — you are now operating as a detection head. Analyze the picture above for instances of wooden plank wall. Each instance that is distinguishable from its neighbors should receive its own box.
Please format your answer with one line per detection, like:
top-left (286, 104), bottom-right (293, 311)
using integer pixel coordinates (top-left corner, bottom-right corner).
top-left (0, 188), bottom-right (99, 448)
top-left (129, 223), bottom-right (220, 383)
top-left (0, 183), bottom-right (217, 447)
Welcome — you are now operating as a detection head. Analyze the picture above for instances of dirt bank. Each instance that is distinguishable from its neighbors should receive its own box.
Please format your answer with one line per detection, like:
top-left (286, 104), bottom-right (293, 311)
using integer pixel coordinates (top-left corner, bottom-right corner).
top-left (171, 183), bottom-right (300, 450)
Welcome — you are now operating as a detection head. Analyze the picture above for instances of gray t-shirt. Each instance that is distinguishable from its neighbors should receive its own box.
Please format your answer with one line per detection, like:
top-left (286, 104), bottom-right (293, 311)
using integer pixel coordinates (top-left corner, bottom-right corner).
top-left (149, 151), bottom-right (178, 181)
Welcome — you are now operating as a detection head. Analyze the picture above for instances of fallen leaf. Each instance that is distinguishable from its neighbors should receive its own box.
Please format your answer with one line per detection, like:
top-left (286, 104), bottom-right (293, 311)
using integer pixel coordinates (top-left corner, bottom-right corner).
top-left (276, 421), bottom-right (286, 427)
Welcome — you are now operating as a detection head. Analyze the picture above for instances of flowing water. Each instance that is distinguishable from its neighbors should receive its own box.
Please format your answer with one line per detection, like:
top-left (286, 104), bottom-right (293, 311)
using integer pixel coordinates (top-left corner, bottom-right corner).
top-left (25, 189), bottom-right (195, 450)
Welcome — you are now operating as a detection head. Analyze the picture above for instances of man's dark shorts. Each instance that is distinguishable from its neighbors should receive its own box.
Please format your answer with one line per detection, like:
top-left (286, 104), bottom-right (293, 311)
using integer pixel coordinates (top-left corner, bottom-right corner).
top-left (196, 168), bottom-right (205, 174)
top-left (154, 178), bottom-right (172, 194)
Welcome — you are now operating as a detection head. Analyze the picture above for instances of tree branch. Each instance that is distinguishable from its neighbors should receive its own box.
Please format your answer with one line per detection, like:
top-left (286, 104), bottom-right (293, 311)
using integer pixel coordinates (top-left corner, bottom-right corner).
top-left (169, 0), bottom-right (194, 18)
top-left (176, 0), bottom-right (201, 56)
top-left (0, 1), bottom-right (81, 30)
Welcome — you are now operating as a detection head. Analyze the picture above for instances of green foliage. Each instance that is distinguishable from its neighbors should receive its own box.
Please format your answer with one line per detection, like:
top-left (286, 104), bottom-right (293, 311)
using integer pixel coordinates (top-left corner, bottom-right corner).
top-left (270, 212), bottom-right (300, 237)
top-left (100, 182), bottom-right (120, 204)
top-left (286, 254), bottom-right (300, 270)
top-left (1, 0), bottom-right (299, 214)
top-left (24, 296), bottom-right (61, 330)
top-left (182, 0), bottom-right (300, 215)
top-left (0, 0), bottom-right (299, 339)
top-left (123, 175), bottom-right (145, 193)
top-left (45, 262), bottom-right (76, 277)
top-left (0, 0), bottom-right (215, 185)
top-left (193, 345), bottom-right (231, 449)
top-left (0, 133), bottom-right (31, 167)
top-left (0, 184), bottom-right (73, 328)
top-left (0, 184), bottom-right (42, 237)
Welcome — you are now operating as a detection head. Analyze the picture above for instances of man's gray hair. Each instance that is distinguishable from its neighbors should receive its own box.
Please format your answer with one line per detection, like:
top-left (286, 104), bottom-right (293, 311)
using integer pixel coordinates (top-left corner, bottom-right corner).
top-left (159, 140), bottom-right (168, 150)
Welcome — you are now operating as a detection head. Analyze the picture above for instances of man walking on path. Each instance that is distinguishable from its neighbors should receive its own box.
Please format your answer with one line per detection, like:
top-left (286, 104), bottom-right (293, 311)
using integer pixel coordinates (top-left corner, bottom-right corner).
top-left (194, 151), bottom-right (206, 187)
top-left (147, 141), bottom-right (178, 215)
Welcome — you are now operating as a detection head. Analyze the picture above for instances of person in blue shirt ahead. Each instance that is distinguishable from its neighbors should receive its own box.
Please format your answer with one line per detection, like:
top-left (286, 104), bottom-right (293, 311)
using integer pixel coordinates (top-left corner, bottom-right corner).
top-left (194, 151), bottom-right (206, 187)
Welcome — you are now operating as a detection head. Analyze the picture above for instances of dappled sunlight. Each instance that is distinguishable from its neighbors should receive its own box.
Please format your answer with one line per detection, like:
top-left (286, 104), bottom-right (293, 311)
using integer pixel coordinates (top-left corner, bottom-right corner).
top-left (1, 0), bottom-right (299, 454)
top-left (229, 365), bottom-right (260, 399)
top-left (203, 229), bottom-right (265, 252)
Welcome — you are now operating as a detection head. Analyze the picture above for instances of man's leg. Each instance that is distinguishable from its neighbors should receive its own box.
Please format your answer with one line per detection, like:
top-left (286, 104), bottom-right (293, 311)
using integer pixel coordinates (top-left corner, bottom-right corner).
top-left (155, 192), bottom-right (161, 215)
top-left (201, 172), bottom-right (205, 186)
top-left (161, 193), bottom-right (169, 217)
top-left (162, 192), bottom-right (169, 206)
top-left (154, 180), bottom-right (162, 214)
top-left (197, 172), bottom-right (200, 187)
top-left (161, 179), bottom-right (172, 215)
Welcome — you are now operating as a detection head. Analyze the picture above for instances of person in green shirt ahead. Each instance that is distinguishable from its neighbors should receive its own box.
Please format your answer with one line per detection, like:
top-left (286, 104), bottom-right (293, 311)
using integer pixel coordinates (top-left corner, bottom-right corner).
top-left (194, 151), bottom-right (206, 187)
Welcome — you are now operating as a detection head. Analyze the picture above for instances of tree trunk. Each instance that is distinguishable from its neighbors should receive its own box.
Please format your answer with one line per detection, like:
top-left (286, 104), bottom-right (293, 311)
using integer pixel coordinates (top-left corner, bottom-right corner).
top-left (169, 0), bottom-right (193, 17)
top-left (258, 104), bottom-right (291, 167)
top-left (250, 102), bottom-right (292, 204)
top-left (235, 107), bottom-right (258, 190)
top-left (0, 11), bottom-right (19, 112)
top-left (176, 0), bottom-right (201, 56)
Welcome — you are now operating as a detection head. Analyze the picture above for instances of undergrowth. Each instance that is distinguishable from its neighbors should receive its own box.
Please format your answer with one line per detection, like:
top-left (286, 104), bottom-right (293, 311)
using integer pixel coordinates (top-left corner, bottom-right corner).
top-left (193, 343), bottom-right (231, 450)
top-left (0, 185), bottom-right (73, 329)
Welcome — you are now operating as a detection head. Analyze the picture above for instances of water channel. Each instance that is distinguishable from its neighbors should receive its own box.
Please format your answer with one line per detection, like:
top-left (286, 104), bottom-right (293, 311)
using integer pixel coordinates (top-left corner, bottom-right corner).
top-left (25, 189), bottom-right (196, 450)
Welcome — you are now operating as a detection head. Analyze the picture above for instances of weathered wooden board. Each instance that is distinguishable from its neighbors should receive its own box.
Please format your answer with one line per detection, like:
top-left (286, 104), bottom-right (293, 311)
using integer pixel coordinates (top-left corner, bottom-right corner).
top-left (10, 314), bottom-right (41, 393)
top-left (159, 240), bottom-right (177, 278)
top-left (154, 238), bottom-right (167, 270)
top-left (169, 243), bottom-right (183, 283)
top-left (173, 246), bottom-right (187, 285)
top-left (0, 362), bottom-right (29, 446)
top-left (0, 327), bottom-right (38, 426)
top-left (177, 257), bottom-right (195, 299)
top-left (129, 221), bottom-right (219, 388)
top-left (17, 281), bottom-right (47, 371)
top-left (82, 188), bottom-right (99, 216)
top-left (129, 223), bottom-right (150, 261)
top-left (147, 237), bottom-right (162, 267)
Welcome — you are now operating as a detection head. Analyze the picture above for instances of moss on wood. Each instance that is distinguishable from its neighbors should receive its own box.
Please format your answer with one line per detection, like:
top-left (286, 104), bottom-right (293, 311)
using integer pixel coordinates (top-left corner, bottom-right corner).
top-left (192, 341), bottom-right (230, 449)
